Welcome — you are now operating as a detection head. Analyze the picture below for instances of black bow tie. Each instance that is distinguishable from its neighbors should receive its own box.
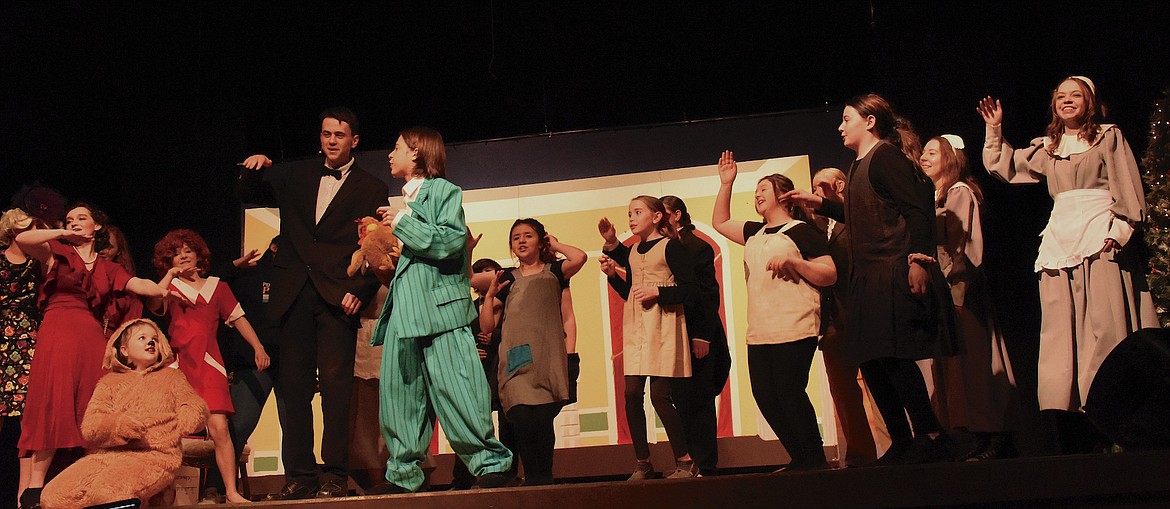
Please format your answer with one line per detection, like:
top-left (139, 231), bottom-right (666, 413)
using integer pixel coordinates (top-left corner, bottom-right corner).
top-left (321, 167), bottom-right (343, 180)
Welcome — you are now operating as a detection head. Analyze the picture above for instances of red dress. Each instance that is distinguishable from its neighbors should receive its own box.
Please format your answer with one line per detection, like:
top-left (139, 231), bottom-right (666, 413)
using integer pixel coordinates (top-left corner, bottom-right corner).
top-left (164, 276), bottom-right (242, 414)
top-left (19, 241), bottom-right (132, 452)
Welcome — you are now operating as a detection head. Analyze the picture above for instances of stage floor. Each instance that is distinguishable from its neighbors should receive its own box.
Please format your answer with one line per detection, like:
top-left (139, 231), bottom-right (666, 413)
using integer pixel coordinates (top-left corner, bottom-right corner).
top-left (209, 450), bottom-right (1170, 509)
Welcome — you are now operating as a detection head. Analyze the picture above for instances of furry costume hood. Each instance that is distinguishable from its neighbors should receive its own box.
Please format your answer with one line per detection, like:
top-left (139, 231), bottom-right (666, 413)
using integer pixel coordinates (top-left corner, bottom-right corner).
top-left (103, 318), bottom-right (175, 373)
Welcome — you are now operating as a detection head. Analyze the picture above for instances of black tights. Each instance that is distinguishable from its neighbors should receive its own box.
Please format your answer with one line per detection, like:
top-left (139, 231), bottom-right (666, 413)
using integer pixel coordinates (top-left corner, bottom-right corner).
top-left (504, 403), bottom-right (562, 485)
top-left (624, 375), bottom-right (688, 460)
top-left (859, 357), bottom-right (941, 445)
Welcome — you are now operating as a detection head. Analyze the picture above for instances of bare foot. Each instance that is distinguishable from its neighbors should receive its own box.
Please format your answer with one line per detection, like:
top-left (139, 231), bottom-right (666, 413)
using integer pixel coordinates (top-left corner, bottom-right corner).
top-left (225, 491), bottom-right (250, 504)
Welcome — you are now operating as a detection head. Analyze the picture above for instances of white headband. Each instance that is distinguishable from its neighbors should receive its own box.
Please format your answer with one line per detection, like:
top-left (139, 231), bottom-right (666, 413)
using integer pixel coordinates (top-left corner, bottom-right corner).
top-left (1069, 75), bottom-right (1096, 95)
top-left (940, 134), bottom-right (965, 153)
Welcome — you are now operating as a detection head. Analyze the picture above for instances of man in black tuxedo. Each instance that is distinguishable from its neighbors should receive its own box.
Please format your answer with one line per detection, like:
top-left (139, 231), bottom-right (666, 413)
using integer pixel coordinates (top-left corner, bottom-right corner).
top-left (238, 108), bottom-right (389, 499)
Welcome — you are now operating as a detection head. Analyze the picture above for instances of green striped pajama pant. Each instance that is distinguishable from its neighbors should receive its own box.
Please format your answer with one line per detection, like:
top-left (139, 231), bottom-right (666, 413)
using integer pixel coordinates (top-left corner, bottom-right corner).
top-left (378, 325), bottom-right (513, 491)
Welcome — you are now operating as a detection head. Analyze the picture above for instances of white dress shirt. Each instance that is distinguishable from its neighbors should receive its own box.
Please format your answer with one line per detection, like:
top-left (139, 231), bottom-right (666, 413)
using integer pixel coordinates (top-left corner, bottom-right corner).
top-left (315, 158), bottom-right (356, 224)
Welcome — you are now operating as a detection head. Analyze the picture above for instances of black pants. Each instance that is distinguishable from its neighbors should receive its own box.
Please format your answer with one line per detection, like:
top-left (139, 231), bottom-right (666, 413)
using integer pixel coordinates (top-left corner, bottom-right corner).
top-left (450, 411), bottom-right (518, 489)
top-left (503, 403), bottom-right (562, 485)
top-left (671, 343), bottom-right (729, 475)
top-left (747, 337), bottom-right (826, 467)
top-left (859, 356), bottom-right (941, 445)
top-left (624, 375), bottom-right (688, 460)
top-left (276, 282), bottom-right (357, 483)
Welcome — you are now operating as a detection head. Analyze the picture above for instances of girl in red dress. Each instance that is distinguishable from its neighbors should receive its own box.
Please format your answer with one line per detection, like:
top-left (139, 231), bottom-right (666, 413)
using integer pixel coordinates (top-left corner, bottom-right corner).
top-left (14, 202), bottom-right (169, 509)
top-left (150, 229), bottom-right (270, 504)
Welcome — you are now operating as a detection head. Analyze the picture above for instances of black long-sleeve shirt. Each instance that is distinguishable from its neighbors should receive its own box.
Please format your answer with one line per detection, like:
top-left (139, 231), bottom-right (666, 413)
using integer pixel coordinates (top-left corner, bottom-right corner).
top-left (816, 145), bottom-right (935, 256)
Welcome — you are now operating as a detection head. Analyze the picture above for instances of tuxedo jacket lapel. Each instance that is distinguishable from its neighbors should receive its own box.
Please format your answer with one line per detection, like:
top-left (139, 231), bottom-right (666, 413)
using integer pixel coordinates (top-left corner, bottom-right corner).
top-left (298, 166), bottom-right (322, 229)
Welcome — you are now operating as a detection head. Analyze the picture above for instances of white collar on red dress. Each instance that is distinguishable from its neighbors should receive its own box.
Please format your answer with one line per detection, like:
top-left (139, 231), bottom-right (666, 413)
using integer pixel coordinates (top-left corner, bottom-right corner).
top-left (171, 276), bottom-right (220, 304)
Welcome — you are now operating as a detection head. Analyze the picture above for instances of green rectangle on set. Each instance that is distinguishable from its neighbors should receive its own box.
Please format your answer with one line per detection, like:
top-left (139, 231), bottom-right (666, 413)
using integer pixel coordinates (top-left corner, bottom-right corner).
top-left (579, 412), bottom-right (609, 433)
top-left (253, 456), bottom-right (279, 473)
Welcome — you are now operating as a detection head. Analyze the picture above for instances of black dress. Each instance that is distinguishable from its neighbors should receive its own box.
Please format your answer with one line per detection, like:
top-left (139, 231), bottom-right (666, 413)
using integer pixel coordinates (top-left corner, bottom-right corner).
top-left (819, 141), bottom-right (960, 364)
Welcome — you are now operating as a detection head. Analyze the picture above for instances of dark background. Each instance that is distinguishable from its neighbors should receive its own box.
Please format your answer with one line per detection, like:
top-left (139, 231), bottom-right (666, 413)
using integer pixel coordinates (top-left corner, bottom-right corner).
top-left (3, 2), bottom-right (1169, 441)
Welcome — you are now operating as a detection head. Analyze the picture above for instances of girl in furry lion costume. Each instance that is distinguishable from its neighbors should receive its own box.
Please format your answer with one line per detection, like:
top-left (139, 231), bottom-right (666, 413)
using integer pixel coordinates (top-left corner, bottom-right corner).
top-left (40, 319), bottom-right (208, 508)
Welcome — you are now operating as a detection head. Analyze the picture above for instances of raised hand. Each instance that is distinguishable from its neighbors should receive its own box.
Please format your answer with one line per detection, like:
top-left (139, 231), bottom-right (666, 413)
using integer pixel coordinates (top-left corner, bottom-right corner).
top-left (241, 154), bottom-right (273, 171)
top-left (485, 273), bottom-right (511, 300)
top-left (718, 150), bottom-right (738, 185)
top-left (977, 96), bottom-right (1003, 126)
top-left (467, 227), bottom-right (483, 252)
top-left (598, 217), bottom-right (618, 244)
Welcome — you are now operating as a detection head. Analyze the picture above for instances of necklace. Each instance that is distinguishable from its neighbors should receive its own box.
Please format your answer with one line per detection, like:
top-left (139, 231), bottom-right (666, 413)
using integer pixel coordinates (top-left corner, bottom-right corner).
top-left (73, 245), bottom-right (97, 266)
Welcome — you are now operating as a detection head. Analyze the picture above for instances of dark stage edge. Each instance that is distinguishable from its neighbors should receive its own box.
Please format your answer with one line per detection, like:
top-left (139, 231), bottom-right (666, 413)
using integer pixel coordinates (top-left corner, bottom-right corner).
top-left (197, 451), bottom-right (1170, 509)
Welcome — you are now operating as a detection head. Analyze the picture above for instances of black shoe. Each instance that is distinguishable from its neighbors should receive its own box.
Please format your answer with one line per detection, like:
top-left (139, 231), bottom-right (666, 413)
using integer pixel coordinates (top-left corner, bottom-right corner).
top-left (474, 471), bottom-right (515, 489)
top-left (871, 440), bottom-right (912, 466)
top-left (19, 487), bottom-right (42, 509)
top-left (265, 480), bottom-right (319, 501)
top-left (966, 433), bottom-right (1016, 462)
top-left (316, 479), bottom-right (348, 498)
top-left (902, 435), bottom-right (952, 465)
top-left (365, 483), bottom-right (410, 495)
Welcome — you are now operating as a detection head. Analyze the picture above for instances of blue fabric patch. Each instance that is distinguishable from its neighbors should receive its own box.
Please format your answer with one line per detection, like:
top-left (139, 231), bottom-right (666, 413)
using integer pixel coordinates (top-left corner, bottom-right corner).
top-left (505, 344), bottom-right (533, 376)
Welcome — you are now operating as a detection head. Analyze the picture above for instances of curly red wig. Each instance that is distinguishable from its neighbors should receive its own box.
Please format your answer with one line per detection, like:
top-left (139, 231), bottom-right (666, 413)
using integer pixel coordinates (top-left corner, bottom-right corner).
top-left (152, 228), bottom-right (211, 276)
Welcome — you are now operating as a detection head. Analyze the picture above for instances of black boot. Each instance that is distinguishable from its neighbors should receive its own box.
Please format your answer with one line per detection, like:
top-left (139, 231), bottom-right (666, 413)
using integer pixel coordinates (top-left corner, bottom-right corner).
top-left (20, 487), bottom-right (42, 509)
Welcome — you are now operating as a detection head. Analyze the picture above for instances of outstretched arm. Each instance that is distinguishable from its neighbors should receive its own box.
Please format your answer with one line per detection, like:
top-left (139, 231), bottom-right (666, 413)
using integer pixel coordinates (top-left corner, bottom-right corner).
top-left (237, 154), bottom-right (279, 206)
top-left (125, 277), bottom-right (169, 299)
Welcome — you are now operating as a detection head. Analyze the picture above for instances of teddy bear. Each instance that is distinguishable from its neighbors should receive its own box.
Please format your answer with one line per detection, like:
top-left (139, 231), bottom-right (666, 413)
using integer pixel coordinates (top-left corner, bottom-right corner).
top-left (346, 216), bottom-right (401, 286)
top-left (39, 318), bottom-right (208, 509)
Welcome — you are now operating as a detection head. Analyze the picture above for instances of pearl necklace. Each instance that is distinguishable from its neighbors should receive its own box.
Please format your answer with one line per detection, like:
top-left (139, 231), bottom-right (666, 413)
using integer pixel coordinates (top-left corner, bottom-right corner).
top-left (73, 245), bottom-right (97, 266)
